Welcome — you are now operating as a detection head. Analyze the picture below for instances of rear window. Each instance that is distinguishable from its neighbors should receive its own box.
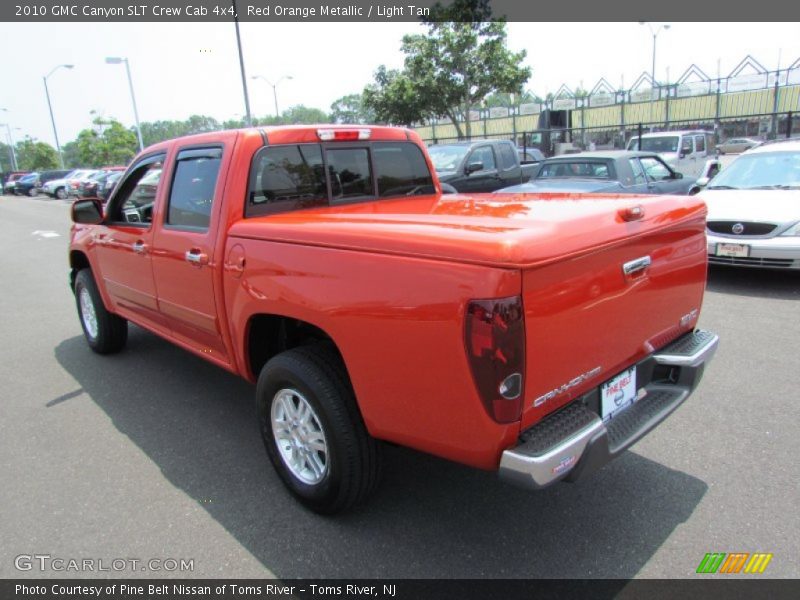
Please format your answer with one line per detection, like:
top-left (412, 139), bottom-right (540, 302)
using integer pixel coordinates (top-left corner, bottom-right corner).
top-left (537, 161), bottom-right (612, 178)
top-left (247, 141), bottom-right (434, 217)
top-left (372, 143), bottom-right (434, 197)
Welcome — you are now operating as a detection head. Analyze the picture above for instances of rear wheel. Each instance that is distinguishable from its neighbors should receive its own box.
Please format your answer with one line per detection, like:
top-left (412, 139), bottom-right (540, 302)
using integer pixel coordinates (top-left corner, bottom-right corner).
top-left (55, 187), bottom-right (67, 199)
top-left (74, 269), bottom-right (128, 354)
top-left (256, 345), bottom-right (381, 514)
top-left (27, 188), bottom-right (37, 197)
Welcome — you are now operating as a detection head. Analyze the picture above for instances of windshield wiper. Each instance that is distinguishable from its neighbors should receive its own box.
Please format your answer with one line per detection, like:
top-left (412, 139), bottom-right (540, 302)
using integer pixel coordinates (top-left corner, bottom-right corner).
top-left (707, 185), bottom-right (738, 190)
top-left (749, 184), bottom-right (800, 190)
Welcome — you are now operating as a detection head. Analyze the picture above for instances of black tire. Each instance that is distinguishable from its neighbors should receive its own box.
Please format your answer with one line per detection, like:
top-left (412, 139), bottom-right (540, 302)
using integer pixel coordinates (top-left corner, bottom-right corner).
top-left (55, 187), bottom-right (67, 199)
top-left (74, 269), bottom-right (128, 354)
top-left (256, 344), bottom-right (381, 514)
top-left (27, 188), bottom-right (37, 197)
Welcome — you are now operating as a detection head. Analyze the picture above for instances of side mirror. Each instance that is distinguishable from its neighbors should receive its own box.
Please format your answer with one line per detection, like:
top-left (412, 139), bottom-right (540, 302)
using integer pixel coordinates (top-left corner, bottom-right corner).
top-left (672, 171), bottom-right (684, 180)
top-left (466, 162), bottom-right (484, 175)
top-left (71, 198), bottom-right (104, 224)
top-left (695, 176), bottom-right (710, 187)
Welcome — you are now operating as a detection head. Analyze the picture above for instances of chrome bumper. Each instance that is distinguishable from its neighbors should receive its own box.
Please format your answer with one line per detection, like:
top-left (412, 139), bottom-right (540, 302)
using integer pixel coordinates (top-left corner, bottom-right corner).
top-left (499, 329), bottom-right (719, 490)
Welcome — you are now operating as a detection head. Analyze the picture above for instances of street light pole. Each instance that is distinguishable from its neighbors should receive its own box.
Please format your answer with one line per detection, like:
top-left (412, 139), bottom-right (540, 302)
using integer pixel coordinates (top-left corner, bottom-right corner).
top-left (231, 0), bottom-right (253, 126)
top-left (105, 57), bottom-right (144, 152)
top-left (640, 22), bottom-right (670, 132)
top-left (251, 75), bottom-right (293, 119)
top-left (43, 64), bottom-right (74, 169)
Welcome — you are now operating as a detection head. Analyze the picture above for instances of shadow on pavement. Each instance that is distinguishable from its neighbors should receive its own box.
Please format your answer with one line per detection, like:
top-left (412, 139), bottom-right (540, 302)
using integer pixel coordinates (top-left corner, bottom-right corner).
top-left (706, 265), bottom-right (800, 300)
top-left (55, 329), bottom-right (707, 579)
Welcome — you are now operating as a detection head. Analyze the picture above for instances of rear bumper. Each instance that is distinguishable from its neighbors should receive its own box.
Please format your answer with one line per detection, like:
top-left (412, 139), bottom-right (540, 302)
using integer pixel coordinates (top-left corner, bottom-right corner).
top-left (499, 329), bottom-right (718, 490)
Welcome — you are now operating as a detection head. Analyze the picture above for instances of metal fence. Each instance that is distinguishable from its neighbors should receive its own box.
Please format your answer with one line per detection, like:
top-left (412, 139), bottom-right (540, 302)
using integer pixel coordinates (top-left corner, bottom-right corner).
top-left (416, 55), bottom-right (800, 153)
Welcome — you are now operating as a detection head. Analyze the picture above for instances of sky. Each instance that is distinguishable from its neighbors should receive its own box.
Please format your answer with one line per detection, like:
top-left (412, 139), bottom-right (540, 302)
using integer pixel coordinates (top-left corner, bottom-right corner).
top-left (1, 21), bottom-right (800, 148)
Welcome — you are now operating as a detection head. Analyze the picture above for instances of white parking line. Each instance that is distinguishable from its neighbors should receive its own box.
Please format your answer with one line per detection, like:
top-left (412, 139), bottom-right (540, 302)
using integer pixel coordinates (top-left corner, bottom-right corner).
top-left (32, 230), bottom-right (61, 239)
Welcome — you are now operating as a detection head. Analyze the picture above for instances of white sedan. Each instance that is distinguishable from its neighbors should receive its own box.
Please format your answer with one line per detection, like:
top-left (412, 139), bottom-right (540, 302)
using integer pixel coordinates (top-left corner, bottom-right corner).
top-left (702, 140), bottom-right (800, 269)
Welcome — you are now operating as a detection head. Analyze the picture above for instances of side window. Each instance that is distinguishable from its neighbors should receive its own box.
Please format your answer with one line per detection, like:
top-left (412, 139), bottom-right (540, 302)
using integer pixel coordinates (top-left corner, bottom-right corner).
top-left (469, 146), bottom-right (496, 171)
top-left (695, 135), bottom-right (706, 152)
top-left (249, 144), bottom-right (327, 215)
top-left (681, 137), bottom-right (694, 155)
top-left (167, 148), bottom-right (222, 230)
top-left (326, 148), bottom-right (374, 200)
top-left (629, 159), bottom-right (647, 185)
top-left (108, 156), bottom-right (165, 224)
top-left (497, 144), bottom-right (517, 170)
top-left (640, 157), bottom-right (672, 181)
top-left (372, 142), bottom-right (434, 197)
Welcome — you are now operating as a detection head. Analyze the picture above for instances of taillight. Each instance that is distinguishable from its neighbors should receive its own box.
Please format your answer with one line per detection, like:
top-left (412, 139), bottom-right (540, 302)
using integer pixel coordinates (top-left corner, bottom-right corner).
top-left (317, 128), bottom-right (371, 141)
top-left (464, 296), bottom-right (525, 423)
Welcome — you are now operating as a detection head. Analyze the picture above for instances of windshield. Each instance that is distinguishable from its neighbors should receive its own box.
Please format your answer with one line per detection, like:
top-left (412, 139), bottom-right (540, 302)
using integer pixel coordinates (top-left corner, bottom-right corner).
top-left (628, 136), bottom-right (679, 153)
top-left (708, 150), bottom-right (800, 189)
top-left (427, 145), bottom-right (470, 171)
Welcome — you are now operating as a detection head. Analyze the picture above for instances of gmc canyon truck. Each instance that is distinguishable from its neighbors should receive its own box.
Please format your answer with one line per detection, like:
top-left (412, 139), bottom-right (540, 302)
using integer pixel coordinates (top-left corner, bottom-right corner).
top-left (69, 125), bottom-right (718, 514)
top-left (427, 139), bottom-right (539, 192)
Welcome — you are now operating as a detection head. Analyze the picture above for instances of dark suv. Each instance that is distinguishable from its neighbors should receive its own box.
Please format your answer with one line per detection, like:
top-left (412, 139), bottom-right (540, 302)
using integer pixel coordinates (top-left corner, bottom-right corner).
top-left (14, 170), bottom-right (71, 196)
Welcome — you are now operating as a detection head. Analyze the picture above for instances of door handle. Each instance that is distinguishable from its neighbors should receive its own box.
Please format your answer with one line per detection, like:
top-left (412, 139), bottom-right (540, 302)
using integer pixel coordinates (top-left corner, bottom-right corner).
top-left (185, 249), bottom-right (209, 266)
top-left (622, 255), bottom-right (652, 277)
top-left (132, 240), bottom-right (148, 255)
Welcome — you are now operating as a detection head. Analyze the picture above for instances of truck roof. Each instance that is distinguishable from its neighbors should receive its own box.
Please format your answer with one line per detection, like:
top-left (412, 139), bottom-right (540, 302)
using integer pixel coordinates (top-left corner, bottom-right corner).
top-left (140, 125), bottom-right (421, 155)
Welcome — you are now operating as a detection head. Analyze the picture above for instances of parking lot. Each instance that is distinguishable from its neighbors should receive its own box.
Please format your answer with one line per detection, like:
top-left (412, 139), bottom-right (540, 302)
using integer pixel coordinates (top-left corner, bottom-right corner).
top-left (0, 192), bottom-right (798, 579)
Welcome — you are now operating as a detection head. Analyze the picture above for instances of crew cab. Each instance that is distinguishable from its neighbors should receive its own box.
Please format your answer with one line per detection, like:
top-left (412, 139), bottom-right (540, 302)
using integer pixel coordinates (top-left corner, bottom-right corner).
top-left (69, 125), bottom-right (718, 514)
top-left (427, 139), bottom-right (539, 192)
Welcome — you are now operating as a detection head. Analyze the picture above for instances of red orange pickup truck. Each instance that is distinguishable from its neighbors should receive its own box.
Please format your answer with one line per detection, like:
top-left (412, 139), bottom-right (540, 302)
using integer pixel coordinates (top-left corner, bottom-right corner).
top-left (69, 125), bottom-right (718, 514)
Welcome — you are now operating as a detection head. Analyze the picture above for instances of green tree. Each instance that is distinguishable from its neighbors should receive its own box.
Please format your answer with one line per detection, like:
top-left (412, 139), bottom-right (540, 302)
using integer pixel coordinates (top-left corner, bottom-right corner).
top-left (61, 141), bottom-right (82, 168)
top-left (74, 116), bottom-right (138, 167)
top-left (15, 138), bottom-right (59, 171)
top-left (330, 93), bottom-right (375, 124)
top-left (0, 141), bottom-right (13, 172)
top-left (363, 66), bottom-right (430, 126)
top-left (280, 105), bottom-right (330, 124)
top-left (364, 0), bottom-right (530, 138)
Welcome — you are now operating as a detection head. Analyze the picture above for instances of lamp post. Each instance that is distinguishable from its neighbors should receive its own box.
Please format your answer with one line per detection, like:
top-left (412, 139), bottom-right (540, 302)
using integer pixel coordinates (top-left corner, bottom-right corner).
top-left (43, 64), bottom-right (74, 169)
top-left (105, 57), bottom-right (144, 152)
top-left (639, 22), bottom-right (670, 132)
top-left (0, 109), bottom-right (18, 171)
top-left (251, 75), bottom-right (293, 119)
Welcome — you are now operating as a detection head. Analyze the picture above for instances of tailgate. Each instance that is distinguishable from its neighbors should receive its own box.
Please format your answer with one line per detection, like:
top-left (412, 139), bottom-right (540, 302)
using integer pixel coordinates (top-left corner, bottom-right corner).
top-left (519, 210), bottom-right (708, 431)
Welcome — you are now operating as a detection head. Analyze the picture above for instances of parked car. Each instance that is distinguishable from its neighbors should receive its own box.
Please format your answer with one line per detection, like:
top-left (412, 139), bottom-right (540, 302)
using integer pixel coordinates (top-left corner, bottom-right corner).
top-left (99, 171), bottom-right (123, 201)
top-left (13, 173), bottom-right (40, 196)
top-left (702, 139), bottom-right (800, 269)
top-left (626, 130), bottom-right (713, 178)
top-left (13, 169), bottom-right (71, 196)
top-left (69, 125), bottom-right (717, 513)
top-left (497, 151), bottom-right (702, 195)
top-left (43, 169), bottom-right (94, 199)
top-left (67, 170), bottom-right (100, 198)
top-left (427, 140), bottom-right (539, 192)
top-left (2, 171), bottom-right (30, 195)
top-left (716, 138), bottom-right (760, 155)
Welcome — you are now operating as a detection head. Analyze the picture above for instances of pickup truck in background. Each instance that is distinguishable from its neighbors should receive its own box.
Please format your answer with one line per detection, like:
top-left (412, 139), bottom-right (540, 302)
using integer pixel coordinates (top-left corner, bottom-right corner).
top-left (427, 139), bottom-right (539, 192)
top-left (69, 125), bottom-right (718, 514)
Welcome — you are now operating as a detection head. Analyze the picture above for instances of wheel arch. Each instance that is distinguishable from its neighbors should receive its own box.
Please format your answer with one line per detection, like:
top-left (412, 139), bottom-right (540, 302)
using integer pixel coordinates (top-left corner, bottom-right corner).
top-left (244, 313), bottom-right (348, 384)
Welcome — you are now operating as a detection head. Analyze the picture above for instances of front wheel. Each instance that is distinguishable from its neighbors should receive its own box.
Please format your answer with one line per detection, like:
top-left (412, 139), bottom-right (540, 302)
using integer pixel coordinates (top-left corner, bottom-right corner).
top-left (256, 345), bottom-right (381, 514)
top-left (55, 187), bottom-right (67, 199)
top-left (74, 269), bottom-right (128, 354)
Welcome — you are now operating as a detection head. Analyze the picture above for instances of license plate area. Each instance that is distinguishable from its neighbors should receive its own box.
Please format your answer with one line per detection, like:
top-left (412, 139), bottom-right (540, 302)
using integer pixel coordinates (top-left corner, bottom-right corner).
top-left (601, 367), bottom-right (637, 422)
top-left (716, 243), bottom-right (750, 258)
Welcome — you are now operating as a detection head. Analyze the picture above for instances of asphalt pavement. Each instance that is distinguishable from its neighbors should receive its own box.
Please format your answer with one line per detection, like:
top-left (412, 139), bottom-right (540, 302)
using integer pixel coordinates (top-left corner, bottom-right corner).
top-left (0, 192), bottom-right (798, 579)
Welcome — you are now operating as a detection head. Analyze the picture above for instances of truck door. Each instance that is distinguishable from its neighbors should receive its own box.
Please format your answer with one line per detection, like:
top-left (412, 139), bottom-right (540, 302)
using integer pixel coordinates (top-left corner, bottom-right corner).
top-left (150, 146), bottom-right (230, 364)
top-left (92, 154), bottom-right (166, 329)
top-left (461, 145), bottom-right (501, 192)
